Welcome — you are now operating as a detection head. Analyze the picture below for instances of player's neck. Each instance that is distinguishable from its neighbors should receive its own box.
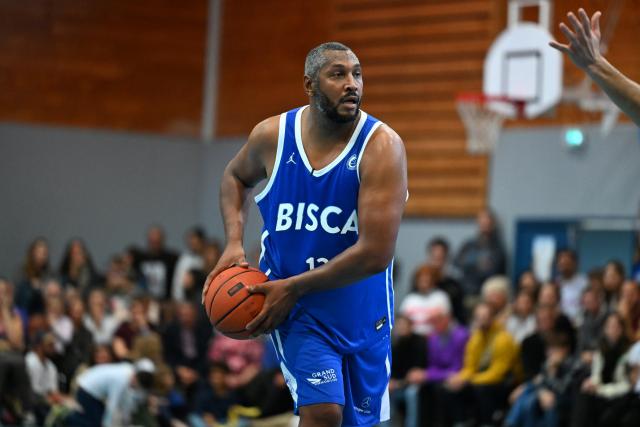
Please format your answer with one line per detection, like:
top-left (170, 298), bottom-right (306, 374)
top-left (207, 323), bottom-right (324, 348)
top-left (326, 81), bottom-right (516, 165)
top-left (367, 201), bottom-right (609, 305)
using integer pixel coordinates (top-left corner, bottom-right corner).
top-left (306, 104), bottom-right (359, 145)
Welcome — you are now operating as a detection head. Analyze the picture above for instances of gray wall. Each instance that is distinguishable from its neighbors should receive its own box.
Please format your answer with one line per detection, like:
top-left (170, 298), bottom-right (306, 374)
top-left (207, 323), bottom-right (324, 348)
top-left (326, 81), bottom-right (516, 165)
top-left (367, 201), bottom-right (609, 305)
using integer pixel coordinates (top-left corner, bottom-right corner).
top-left (4, 122), bottom-right (636, 300)
top-left (490, 124), bottom-right (640, 257)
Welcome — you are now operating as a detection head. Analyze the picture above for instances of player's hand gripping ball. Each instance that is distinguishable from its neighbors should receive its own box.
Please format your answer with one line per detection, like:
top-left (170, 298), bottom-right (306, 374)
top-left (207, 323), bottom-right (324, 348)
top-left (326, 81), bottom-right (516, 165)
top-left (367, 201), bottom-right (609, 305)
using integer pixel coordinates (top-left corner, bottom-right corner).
top-left (203, 266), bottom-right (267, 339)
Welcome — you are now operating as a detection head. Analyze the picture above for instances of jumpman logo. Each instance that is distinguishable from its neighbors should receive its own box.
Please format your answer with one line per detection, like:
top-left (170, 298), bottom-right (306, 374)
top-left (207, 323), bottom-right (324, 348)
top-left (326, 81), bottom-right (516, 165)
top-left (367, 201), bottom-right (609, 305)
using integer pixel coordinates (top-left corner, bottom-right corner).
top-left (287, 152), bottom-right (297, 165)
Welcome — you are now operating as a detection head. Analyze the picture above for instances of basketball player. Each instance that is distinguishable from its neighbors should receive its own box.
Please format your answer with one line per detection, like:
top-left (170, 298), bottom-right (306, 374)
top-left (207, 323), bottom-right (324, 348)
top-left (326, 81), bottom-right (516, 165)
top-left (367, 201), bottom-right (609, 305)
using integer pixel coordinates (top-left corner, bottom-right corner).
top-left (550, 8), bottom-right (640, 126)
top-left (202, 42), bottom-right (407, 426)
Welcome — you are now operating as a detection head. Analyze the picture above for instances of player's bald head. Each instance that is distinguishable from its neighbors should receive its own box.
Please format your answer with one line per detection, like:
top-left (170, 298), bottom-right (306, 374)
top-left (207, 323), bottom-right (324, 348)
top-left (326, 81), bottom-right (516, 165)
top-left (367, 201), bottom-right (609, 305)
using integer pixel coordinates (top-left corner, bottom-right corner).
top-left (305, 42), bottom-right (358, 82)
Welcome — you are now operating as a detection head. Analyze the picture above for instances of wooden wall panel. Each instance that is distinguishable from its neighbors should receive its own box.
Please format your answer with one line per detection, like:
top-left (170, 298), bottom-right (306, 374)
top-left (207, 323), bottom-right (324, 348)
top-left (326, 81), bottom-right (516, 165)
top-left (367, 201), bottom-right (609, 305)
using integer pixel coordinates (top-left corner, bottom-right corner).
top-left (332, 0), bottom-right (504, 217)
top-left (215, 0), bottom-right (332, 137)
top-left (0, 0), bottom-right (207, 135)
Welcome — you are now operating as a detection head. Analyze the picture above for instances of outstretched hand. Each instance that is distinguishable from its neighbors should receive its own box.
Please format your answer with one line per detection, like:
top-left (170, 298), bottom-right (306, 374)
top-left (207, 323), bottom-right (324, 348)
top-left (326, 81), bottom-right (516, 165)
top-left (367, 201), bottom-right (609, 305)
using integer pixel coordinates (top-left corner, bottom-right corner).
top-left (201, 243), bottom-right (249, 304)
top-left (549, 8), bottom-right (602, 71)
top-left (245, 279), bottom-right (299, 336)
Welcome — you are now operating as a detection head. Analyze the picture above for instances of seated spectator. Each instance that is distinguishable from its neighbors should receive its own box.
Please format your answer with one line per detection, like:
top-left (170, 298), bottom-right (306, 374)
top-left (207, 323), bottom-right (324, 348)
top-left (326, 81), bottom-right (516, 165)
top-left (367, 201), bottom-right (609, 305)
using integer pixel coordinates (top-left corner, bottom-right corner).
top-left (67, 358), bottom-right (156, 427)
top-left (576, 286), bottom-right (607, 364)
top-left (441, 302), bottom-right (519, 426)
top-left (506, 291), bottom-right (536, 344)
top-left (570, 312), bottom-right (631, 427)
top-left (83, 288), bottom-right (120, 345)
top-left (181, 268), bottom-right (208, 306)
top-left (172, 226), bottom-right (206, 301)
top-left (208, 332), bottom-right (264, 391)
top-left (482, 275), bottom-right (511, 325)
top-left (454, 209), bottom-right (507, 296)
top-left (60, 297), bottom-right (94, 391)
top-left (518, 270), bottom-right (540, 300)
top-left (598, 340), bottom-right (640, 427)
top-left (404, 301), bottom-right (468, 427)
top-left (25, 331), bottom-right (66, 424)
top-left (506, 333), bottom-right (579, 427)
top-left (400, 266), bottom-right (451, 336)
top-left (426, 237), bottom-right (466, 324)
top-left (103, 255), bottom-right (136, 314)
top-left (45, 296), bottom-right (73, 357)
top-left (587, 268), bottom-right (604, 294)
top-left (537, 283), bottom-right (576, 351)
top-left (59, 238), bottom-right (100, 292)
top-left (617, 280), bottom-right (640, 340)
top-left (602, 260), bottom-right (625, 311)
top-left (16, 237), bottom-right (51, 316)
top-left (0, 278), bottom-right (32, 424)
top-left (388, 314), bottom-right (427, 427)
top-left (190, 362), bottom-right (239, 427)
top-left (555, 249), bottom-right (587, 325)
top-left (113, 296), bottom-right (158, 360)
top-left (163, 302), bottom-right (212, 405)
top-left (521, 303), bottom-right (576, 381)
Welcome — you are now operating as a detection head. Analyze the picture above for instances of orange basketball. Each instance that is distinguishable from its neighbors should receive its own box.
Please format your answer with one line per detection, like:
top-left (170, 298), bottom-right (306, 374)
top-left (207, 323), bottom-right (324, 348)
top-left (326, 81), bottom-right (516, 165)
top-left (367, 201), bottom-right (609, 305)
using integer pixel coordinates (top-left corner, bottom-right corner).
top-left (204, 266), bottom-right (267, 340)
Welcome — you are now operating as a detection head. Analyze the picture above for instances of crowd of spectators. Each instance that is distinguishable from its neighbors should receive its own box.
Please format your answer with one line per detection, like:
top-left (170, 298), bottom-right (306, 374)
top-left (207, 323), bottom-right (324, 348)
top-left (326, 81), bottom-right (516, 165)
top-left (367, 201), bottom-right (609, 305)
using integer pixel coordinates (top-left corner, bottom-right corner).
top-left (2, 209), bottom-right (640, 427)
top-left (0, 226), bottom-right (292, 427)
top-left (391, 209), bottom-right (640, 427)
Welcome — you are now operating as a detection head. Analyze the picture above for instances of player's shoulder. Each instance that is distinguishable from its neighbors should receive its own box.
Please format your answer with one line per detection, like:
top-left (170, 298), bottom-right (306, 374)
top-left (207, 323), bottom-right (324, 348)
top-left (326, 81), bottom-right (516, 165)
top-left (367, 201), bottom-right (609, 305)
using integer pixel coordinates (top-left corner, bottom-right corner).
top-left (248, 115), bottom-right (281, 148)
top-left (360, 122), bottom-right (405, 165)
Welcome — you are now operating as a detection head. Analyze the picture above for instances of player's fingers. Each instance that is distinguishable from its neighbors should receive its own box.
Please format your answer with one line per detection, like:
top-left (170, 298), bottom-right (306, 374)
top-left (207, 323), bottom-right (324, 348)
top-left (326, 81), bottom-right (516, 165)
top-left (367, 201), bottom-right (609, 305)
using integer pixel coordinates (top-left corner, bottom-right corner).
top-left (246, 309), bottom-right (269, 334)
top-left (247, 282), bottom-right (269, 294)
top-left (578, 9), bottom-right (591, 37)
top-left (549, 41), bottom-right (570, 54)
top-left (592, 11), bottom-right (602, 38)
top-left (567, 12), bottom-right (587, 41)
top-left (559, 23), bottom-right (578, 46)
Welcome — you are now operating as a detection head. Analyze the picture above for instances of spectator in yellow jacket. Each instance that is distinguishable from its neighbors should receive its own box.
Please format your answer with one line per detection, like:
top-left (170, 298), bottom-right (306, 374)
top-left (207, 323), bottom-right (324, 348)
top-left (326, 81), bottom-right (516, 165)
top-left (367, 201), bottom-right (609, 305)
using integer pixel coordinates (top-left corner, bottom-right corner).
top-left (441, 302), bottom-right (520, 426)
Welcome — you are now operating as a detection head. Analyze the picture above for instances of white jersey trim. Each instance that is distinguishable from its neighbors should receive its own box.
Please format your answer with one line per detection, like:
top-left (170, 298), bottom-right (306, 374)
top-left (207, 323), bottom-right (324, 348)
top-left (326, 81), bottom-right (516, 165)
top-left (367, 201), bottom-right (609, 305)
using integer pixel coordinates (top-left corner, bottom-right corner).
top-left (254, 113), bottom-right (287, 203)
top-left (294, 105), bottom-right (367, 177)
top-left (356, 121), bottom-right (383, 183)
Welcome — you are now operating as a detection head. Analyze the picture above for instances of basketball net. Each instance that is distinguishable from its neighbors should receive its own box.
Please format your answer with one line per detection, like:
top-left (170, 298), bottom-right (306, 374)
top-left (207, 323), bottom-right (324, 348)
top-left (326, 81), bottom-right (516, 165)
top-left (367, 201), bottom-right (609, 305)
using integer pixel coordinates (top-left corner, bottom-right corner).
top-left (456, 94), bottom-right (524, 155)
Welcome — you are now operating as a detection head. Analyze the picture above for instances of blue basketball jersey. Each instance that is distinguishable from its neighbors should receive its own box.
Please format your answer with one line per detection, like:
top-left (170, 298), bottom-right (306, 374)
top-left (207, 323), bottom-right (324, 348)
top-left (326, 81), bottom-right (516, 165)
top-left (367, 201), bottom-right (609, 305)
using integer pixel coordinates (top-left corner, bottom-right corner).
top-left (255, 105), bottom-right (394, 350)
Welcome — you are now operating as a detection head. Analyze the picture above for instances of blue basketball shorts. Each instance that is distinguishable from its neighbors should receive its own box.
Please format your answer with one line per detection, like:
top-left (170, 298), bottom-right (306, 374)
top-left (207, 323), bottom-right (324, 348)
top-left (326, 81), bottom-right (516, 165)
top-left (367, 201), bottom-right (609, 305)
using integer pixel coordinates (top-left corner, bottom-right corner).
top-left (270, 311), bottom-right (391, 426)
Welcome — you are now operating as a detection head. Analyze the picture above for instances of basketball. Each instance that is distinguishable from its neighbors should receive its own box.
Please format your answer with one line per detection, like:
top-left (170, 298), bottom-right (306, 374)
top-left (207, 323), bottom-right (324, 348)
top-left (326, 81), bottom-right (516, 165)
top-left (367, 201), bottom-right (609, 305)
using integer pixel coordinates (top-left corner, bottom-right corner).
top-left (204, 266), bottom-right (268, 340)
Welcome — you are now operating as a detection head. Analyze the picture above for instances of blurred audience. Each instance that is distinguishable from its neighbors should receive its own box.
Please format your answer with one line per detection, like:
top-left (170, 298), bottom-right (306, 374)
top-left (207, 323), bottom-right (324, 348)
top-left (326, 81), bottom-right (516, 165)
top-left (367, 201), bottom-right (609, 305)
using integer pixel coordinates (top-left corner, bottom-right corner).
top-left (3, 218), bottom-right (640, 426)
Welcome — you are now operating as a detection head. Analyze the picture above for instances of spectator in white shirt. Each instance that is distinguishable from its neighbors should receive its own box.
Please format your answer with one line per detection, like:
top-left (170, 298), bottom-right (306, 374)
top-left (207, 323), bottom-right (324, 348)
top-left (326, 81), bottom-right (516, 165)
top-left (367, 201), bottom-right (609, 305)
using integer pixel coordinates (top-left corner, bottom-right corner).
top-left (400, 266), bottom-right (451, 336)
top-left (506, 291), bottom-right (536, 343)
top-left (68, 358), bottom-right (155, 427)
top-left (25, 332), bottom-right (65, 424)
top-left (555, 249), bottom-right (587, 325)
top-left (172, 226), bottom-right (206, 301)
top-left (83, 288), bottom-right (119, 345)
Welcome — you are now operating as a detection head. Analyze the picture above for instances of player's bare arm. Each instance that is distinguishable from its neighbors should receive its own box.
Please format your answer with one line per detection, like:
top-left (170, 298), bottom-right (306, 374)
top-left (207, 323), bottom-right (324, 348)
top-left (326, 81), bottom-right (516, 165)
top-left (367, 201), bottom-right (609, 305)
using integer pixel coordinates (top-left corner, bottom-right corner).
top-left (550, 8), bottom-right (640, 126)
top-left (201, 117), bottom-right (279, 302)
top-left (246, 125), bottom-right (407, 335)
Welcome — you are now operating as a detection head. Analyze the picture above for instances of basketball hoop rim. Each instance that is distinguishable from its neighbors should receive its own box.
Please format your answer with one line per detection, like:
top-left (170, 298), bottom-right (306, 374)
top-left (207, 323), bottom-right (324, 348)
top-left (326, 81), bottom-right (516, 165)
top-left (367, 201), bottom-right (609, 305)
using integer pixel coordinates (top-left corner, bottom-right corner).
top-left (456, 92), bottom-right (527, 118)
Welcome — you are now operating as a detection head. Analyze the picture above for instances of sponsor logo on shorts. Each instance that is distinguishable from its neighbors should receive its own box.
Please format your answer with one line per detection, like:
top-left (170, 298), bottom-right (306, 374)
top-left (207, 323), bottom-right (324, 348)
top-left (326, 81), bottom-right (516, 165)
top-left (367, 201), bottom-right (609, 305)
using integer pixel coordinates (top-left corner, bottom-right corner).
top-left (306, 369), bottom-right (337, 385)
top-left (354, 396), bottom-right (373, 414)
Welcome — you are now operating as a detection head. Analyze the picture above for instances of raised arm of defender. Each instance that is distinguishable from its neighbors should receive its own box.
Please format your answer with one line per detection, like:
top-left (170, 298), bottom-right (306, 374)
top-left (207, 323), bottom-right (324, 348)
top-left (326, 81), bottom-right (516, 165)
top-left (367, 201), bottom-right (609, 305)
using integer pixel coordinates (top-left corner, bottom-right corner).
top-left (245, 125), bottom-right (407, 335)
top-left (550, 8), bottom-right (640, 126)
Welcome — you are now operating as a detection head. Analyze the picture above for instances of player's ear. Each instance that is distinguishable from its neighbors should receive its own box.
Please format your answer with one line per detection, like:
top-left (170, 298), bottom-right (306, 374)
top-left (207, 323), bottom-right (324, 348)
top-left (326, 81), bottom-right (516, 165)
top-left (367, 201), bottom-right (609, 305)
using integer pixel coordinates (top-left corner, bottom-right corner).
top-left (303, 75), bottom-right (314, 96)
